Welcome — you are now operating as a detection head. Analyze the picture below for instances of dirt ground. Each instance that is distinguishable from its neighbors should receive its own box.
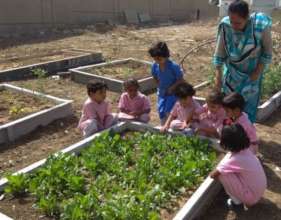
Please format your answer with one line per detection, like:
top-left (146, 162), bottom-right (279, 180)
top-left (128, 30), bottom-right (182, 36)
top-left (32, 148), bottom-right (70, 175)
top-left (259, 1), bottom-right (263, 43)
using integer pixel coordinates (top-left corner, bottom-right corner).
top-left (0, 18), bottom-right (281, 219)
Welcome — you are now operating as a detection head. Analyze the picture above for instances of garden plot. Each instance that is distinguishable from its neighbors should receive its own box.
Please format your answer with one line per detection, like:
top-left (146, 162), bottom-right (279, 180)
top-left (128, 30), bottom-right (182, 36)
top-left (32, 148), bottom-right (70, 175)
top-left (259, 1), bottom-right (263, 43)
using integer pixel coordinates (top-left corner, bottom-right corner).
top-left (0, 122), bottom-right (224, 220)
top-left (0, 84), bottom-right (73, 144)
top-left (0, 50), bottom-right (103, 82)
top-left (70, 58), bottom-right (157, 93)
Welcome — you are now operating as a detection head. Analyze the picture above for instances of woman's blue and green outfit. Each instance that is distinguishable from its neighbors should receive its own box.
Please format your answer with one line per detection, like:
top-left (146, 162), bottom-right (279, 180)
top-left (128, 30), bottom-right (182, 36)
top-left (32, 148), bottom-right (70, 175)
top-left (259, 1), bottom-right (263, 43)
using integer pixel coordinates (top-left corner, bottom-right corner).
top-left (213, 12), bottom-right (272, 123)
top-left (151, 59), bottom-right (183, 121)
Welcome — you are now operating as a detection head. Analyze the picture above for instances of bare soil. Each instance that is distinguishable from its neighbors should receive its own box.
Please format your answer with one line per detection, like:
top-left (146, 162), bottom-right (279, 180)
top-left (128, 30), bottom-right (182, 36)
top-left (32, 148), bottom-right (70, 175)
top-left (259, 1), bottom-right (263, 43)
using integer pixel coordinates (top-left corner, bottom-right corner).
top-left (0, 50), bottom-right (82, 70)
top-left (86, 60), bottom-right (151, 80)
top-left (0, 89), bottom-right (54, 125)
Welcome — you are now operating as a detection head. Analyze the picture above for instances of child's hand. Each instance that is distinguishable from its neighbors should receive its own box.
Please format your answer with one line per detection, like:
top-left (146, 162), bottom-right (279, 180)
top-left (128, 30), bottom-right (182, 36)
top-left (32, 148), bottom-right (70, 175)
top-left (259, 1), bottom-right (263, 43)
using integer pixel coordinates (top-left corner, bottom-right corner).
top-left (180, 121), bottom-right (189, 130)
top-left (210, 170), bottom-right (220, 179)
top-left (160, 125), bottom-right (169, 133)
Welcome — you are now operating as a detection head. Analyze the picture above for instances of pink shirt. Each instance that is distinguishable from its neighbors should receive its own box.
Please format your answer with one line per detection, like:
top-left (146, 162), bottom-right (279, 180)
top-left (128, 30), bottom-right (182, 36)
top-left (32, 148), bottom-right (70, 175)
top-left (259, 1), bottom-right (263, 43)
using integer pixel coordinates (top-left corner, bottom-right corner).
top-left (236, 112), bottom-right (258, 144)
top-left (171, 99), bottom-right (203, 121)
top-left (118, 92), bottom-right (150, 112)
top-left (78, 98), bottom-right (112, 130)
top-left (198, 104), bottom-right (226, 129)
top-left (217, 149), bottom-right (267, 200)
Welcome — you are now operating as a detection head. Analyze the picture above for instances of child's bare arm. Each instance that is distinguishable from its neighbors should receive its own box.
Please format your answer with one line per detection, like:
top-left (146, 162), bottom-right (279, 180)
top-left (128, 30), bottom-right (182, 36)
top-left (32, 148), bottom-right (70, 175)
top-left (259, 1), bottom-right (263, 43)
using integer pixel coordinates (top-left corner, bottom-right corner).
top-left (161, 114), bottom-right (174, 132)
top-left (167, 78), bottom-right (185, 95)
top-left (210, 169), bottom-right (221, 179)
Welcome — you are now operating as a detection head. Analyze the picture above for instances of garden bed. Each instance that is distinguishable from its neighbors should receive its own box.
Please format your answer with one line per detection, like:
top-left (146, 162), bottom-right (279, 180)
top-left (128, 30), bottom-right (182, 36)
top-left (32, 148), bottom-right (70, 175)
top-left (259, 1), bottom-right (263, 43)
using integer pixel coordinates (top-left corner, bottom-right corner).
top-left (0, 50), bottom-right (103, 82)
top-left (70, 58), bottom-right (157, 93)
top-left (0, 122), bottom-right (224, 220)
top-left (0, 84), bottom-right (73, 144)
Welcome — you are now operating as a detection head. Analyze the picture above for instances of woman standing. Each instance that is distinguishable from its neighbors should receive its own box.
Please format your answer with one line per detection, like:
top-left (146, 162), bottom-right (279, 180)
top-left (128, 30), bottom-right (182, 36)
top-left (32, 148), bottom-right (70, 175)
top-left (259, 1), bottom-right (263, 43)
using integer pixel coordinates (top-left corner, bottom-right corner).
top-left (213, 0), bottom-right (272, 123)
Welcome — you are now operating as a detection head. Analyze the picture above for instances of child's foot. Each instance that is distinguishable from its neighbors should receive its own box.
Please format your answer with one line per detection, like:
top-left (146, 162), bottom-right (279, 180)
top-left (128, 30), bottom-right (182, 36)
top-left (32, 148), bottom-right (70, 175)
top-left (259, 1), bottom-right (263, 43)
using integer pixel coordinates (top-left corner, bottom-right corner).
top-left (226, 198), bottom-right (244, 210)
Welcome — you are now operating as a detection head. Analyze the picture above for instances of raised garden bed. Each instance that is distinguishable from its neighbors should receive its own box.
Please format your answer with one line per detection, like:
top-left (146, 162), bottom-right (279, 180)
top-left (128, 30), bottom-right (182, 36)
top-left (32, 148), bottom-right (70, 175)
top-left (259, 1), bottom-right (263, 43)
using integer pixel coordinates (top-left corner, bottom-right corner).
top-left (0, 122), bottom-right (224, 220)
top-left (0, 50), bottom-right (103, 82)
top-left (0, 84), bottom-right (73, 144)
top-left (70, 58), bottom-right (157, 93)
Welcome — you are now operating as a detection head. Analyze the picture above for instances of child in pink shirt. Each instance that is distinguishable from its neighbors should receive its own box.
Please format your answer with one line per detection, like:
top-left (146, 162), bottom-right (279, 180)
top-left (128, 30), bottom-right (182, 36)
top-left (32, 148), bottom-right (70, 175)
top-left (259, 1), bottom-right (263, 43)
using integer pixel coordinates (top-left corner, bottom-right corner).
top-left (161, 82), bottom-right (203, 132)
top-left (210, 124), bottom-right (267, 209)
top-left (118, 79), bottom-right (151, 123)
top-left (222, 92), bottom-right (258, 154)
top-left (195, 90), bottom-right (226, 138)
top-left (78, 82), bottom-right (117, 137)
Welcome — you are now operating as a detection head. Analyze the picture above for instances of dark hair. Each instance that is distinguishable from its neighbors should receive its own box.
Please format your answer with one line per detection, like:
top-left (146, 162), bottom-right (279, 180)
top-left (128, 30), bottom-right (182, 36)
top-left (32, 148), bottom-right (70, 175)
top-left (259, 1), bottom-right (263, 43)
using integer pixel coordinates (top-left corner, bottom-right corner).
top-left (123, 78), bottom-right (139, 90)
top-left (220, 124), bottom-right (250, 152)
top-left (174, 82), bottom-right (196, 99)
top-left (87, 81), bottom-right (107, 96)
top-left (228, 0), bottom-right (249, 19)
top-left (206, 90), bottom-right (224, 105)
top-left (148, 42), bottom-right (170, 58)
top-left (222, 92), bottom-right (245, 110)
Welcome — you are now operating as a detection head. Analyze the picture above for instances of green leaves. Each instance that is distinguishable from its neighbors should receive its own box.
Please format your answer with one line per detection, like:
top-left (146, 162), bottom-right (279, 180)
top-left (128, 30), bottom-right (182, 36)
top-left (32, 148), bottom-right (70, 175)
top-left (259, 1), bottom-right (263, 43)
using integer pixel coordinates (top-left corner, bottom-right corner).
top-left (4, 173), bottom-right (29, 197)
top-left (262, 64), bottom-right (281, 100)
top-left (4, 132), bottom-right (217, 219)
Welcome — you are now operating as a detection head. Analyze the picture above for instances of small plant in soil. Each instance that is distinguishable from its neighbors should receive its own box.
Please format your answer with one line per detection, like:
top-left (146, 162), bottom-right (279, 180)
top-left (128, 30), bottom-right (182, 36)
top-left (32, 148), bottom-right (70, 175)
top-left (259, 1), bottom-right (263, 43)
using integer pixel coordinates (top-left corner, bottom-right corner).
top-left (4, 132), bottom-right (216, 220)
top-left (31, 68), bottom-right (48, 93)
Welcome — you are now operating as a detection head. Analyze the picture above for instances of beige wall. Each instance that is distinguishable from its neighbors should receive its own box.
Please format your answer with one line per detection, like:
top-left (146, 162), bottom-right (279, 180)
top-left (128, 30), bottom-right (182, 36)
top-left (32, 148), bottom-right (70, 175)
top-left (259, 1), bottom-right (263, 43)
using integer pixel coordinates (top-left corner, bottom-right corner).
top-left (0, 0), bottom-right (218, 36)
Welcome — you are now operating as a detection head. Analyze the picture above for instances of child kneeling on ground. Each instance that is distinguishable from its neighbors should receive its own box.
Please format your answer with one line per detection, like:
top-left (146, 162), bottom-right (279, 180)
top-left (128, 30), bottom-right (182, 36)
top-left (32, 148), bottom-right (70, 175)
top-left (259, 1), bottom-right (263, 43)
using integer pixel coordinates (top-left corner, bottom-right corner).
top-left (222, 92), bottom-right (258, 154)
top-left (161, 82), bottom-right (202, 133)
top-left (118, 78), bottom-right (151, 123)
top-left (78, 82), bottom-right (117, 137)
top-left (194, 90), bottom-right (226, 138)
top-left (210, 124), bottom-right (267, 209)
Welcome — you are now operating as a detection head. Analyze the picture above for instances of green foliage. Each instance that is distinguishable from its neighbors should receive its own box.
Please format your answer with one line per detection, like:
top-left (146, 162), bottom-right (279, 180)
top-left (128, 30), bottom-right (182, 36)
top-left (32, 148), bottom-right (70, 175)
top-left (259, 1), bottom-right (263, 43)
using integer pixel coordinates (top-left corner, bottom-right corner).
top-left (4, 132), bottom-right (216, 219)
top-left (31, 68), bottom-right (48, 92)
top-left (4, 174), bottom-right (29, 196)
top-left (262, 64), bottom-right (281, 100)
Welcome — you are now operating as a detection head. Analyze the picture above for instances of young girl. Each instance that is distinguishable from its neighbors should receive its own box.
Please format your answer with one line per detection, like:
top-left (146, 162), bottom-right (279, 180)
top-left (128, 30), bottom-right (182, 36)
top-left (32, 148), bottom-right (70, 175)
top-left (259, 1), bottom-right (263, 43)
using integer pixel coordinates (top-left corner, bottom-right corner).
top-left (195, 90), bottom-right (226, 138)
top-left (222, 92), bottom-right (258, 154)
top-left (118, 79), bottom-right (151, 123)
top-left (161, 82), bottom-right (203, 132)
top-left (210, 124), bottom-right (267, 209)
top-left (78, 82), bottom-right (117, 137)
top-left (149, 41), bottom-right (184, 125)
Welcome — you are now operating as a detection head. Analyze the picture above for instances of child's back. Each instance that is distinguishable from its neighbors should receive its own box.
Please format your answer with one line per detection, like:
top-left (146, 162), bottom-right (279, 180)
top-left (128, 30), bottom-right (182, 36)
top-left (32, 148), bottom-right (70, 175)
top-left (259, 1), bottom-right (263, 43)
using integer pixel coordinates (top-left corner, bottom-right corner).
top-left (217, 148), bottom-right (267, 204)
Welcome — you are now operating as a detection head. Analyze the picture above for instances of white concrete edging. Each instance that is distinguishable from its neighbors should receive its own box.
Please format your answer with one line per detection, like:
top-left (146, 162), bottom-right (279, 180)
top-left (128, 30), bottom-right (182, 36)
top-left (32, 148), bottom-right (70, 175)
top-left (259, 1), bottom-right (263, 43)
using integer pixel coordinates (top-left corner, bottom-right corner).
top-left (0, 121), bottom-right (224, 220)
top-left (70, 57), bottom-right (157, 93)
top-left (0, 51), bottom-right (104, 82)
top-left (0, 83), bottom-right (73, 144)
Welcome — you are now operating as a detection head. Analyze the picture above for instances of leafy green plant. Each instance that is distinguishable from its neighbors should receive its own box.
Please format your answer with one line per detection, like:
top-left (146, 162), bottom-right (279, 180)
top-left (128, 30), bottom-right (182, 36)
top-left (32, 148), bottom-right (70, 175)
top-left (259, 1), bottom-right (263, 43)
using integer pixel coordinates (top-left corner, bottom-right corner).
top-left (4, 174), bottom-right (29, 196)
top-left (261, 64), bottom-right (281, 100)
top-left (4, 132), bottom-right (217, 219)
top-left (8, 105), bottom-right (26, 117)
top-left (31, 68), bottom-right (48, 92)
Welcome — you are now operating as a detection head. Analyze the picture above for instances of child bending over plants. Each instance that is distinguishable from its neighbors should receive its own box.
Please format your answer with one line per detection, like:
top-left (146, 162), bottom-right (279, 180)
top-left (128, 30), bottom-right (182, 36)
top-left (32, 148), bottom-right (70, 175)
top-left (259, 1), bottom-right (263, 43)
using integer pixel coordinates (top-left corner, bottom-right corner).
top-left (210, 124), bottom-right (266, 210)
top-left (194, 90), bottom-right (226, 138)
top-left (118, 78), bottom-right (151, 123)
top-left (78, 82), bottom-right (117, 137)
top-left (160, 82), bottom-right (203, 134)
top-left (149, 41), bottom-right (184, 125)
top-left (222, 92), bottom-right (258, 154)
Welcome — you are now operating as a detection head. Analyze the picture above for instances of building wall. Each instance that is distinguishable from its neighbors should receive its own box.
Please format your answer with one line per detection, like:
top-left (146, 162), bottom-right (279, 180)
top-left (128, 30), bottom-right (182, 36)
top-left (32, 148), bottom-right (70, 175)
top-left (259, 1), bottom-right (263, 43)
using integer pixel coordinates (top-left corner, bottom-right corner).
top-left (0, 0), bottom-right (218, 36)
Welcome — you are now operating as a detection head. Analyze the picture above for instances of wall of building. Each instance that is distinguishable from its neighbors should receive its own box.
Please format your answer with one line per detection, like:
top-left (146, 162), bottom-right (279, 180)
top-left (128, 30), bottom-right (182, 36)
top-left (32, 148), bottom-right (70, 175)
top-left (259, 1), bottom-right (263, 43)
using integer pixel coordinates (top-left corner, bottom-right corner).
top-left (0, 0), bottom-right (218, 36)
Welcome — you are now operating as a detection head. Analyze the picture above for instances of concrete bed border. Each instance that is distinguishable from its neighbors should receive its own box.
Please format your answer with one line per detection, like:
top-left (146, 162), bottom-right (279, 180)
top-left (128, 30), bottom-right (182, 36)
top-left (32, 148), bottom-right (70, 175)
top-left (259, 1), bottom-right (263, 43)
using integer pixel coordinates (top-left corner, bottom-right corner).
top-left (70, 57), bottom-right (157, 93)
top-left (0, 83), bottom-right (73, 144)
top-left (195, 80), bottom-right (281, 122)
top-left (0, 51), bottom-right (103, 82)
top-left (0, 121), bottom-right (224, 220)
